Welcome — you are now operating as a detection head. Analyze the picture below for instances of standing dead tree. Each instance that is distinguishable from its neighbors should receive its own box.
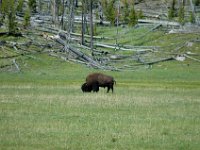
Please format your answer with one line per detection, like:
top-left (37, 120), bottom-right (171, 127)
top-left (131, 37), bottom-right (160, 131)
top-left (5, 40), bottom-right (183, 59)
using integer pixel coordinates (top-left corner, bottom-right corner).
top-left (189, 0), bottom-right (200, 24)
top-left (67, 0), bottom-right (75, 43)
top-left (81, 0), bottom-right (87, 45)
top-left (51, 0), bottom-right (59, 27)
top-left (89, 0), bottom-right (94, 51)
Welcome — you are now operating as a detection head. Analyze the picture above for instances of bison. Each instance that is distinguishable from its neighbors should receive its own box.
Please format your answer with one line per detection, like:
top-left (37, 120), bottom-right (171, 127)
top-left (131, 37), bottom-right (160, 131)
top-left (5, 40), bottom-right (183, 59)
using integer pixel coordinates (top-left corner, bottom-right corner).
top-left (85, 73), bottom-right (116, 93)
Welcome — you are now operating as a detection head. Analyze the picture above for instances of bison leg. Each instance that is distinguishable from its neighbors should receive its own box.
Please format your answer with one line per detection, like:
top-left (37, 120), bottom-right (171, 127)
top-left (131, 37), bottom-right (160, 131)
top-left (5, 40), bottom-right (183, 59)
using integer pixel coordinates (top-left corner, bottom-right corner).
top-left (92, 83), bottom-right (99, 92)
top-left (107, 86), bottom-right (110, 93)
top-left (107, 84), bottom-right (114, 93)
top-left (111, 85), bottom-right (114, 93)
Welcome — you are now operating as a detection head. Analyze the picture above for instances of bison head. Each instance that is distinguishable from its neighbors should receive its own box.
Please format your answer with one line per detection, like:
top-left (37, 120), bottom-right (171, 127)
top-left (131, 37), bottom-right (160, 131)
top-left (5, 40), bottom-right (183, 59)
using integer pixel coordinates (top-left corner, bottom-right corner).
top-left (81, 82), bottom-right (92, 92)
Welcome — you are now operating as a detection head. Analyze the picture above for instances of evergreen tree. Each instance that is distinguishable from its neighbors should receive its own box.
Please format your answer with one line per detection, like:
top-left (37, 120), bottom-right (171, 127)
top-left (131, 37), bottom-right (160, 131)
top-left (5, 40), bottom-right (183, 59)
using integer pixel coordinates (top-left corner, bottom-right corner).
top-left (178, 4), bottom-right (185, 25)
top-left (0, 0), bottom-right (6, 13)
top-left (0, 0), bottom-right (6, 25)
top-left (24, 8), bottom-right (31, 28)
top-left (189, 12), bottom-right (195, 24)
top-left (195, 0), bottom-right (200, 6)
top-left (8, 0), bottom-right (17, 34)
top-left (168, 0), bottom-right (176, 20)
top-left (17, 0), bottom-right (24, 13)
top-left (102, 0), bottom-right (115, 25)
top-left (128, 4), bottom-right (137, 26)
top-left (0, 0), bottom-right (20, 34)
top-left (28, 0), bottom-right (37, 13)
top-left (137, 9), bottom-right (144, 19)
top-left (123, 0), bottom-right (130, 24)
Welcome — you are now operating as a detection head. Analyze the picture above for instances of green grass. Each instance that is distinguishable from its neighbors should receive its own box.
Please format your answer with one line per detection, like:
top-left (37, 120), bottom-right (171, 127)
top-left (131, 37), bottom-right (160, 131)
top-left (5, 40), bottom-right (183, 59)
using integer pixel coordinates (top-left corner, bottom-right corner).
top-left (0, 54), bottom-right (200, 149)
top-left (0, 83), bottom-right (199, 149)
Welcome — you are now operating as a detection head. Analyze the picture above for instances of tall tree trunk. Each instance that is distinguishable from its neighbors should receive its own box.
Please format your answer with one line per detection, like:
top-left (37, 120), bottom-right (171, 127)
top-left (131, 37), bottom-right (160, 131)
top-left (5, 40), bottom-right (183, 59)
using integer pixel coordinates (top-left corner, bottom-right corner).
top-left (178, 0), bottom-right (180, 8)
top-left (189, 0), bottom-right (195, 13)
top-left (75, 0), bottom-right (78, 7)
top-left (51, 0), bottom-right (58, 27)
top-left (38, 0), bottom-right (42, 14)
top-left (98, 1), bottom-right (103, 25)
top-left (81, 0), bottom-right (85, 45)
top-left (67, 0), bottom-right (75, 42)
top-left (90, 0), bottom-right (93, 51)
top-left (189, 0), bottom-right (200, 24)
top-left (115, 0), bottom-right (120, 49)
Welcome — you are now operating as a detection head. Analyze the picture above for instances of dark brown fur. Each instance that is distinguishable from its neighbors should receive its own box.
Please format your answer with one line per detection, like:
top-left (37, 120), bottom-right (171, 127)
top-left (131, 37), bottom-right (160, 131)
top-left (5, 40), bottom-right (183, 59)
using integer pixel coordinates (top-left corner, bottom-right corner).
top-left (86, 73), bottom-right (116, 93)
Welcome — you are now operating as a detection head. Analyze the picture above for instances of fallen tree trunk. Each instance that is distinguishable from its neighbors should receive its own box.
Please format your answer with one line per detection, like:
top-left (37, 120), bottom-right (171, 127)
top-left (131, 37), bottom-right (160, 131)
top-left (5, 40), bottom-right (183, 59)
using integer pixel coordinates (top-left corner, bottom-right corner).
top-left (135, 24), bottom-right (163, 41)
top-left (94, 43), bottom-right (153, 52)
top-left (55, 37), bottom-right (98, 64)
top-left (185, 54), bottom-right (200, 62)
top-left (137, 56), bottom-right (175, 66)
top-left (0, 64), bottom-right (13, 69)
top-left (138, 19), bottom-right (180, 27)
top-left (0, 32), bottom-right (23, 37)
top-left (54, 36), bottom-right (119, 71)
top-left (12, 59), bottom-right (20, 72)
top-left (36, 27), bottom-right (112, 40)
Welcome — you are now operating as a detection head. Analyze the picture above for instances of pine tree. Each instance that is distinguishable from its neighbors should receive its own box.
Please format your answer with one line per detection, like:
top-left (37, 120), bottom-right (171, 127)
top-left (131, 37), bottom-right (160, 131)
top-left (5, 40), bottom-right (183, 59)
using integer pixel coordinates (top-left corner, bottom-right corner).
top-left (103, 0), bottom-right (115, 25)
top-left (189, 12), bottom-right (195, 24)
top-left (17, 0), bottom-right (24, 13)
top-left (24, 8), bottom-right (31, 28)
top-left (0, 0), bottom-right (6, 25)
top-left (137, 9), bottom-right (144, 19)
top-left (128, 5), bottom-right (138, 26)
top-left (195, 0), bottom-right (200, 6)
top-left (178, 4), bottom-right (185, 25)
top-left (123, 0), bottom-right (130, 24)
top-left (1, 0), bottom-right (17, 34)
top-left (168, 0), bottom-right (176, 20)
top-left (28, 0), bottom-right (37, 13)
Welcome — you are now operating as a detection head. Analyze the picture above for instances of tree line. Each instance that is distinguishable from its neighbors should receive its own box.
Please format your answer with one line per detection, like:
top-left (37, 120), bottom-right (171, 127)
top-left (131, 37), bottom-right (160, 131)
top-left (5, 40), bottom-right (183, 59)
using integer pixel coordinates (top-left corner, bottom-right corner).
top-left (0, 0), bottom-right (142, 34)
top-left (168, 0), bottom-right (200, 24)
top-left (0, 0), bottom-right (199, 35)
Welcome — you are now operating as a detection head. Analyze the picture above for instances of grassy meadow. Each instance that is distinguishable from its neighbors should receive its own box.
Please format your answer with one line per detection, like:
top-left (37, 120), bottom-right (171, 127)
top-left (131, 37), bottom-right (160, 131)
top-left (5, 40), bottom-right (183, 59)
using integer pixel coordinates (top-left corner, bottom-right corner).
top-left (0, 53), bottom-right (200, 149)
top-left (1, 20), bottom-right (200, 149)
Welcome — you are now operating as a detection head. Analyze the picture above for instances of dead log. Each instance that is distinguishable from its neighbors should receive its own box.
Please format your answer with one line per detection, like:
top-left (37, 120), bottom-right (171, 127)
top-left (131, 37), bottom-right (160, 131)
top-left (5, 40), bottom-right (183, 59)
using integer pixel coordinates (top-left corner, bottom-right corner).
top-left (137, 56), bottom-right (175, 66)
top-left (138, 19), bottom-right (180, 27)
top-left (55, 37), bottom-right (100, 66)
top-left (54, 36), bottom-right (119, 71)
top-left (0, 32), bottom-right (23, 37)
top-left (135, 24), bottom-right (162, 41)
top-left (94, 43), bottom-right (153, 52)
top-left (109, 55), bottom-right (130, 60)
top-left (12, 59), bottom-right (20, 72)
top-left (0, 64), bottom-right (13, 69)
top-left (184, 54), bottom-right (200, 62)
top-left (70, 32), bottom-right (113, 40)
top-left (0, 32), bottom-right (9, 36)
top-left (168, 28), bottom-right (200, 34)
top-left (36, 27), bottom-right (113, 40)
top-left (0, 55), bottom-right (20, 59)
top-left (122, 45), bottom-right (160, 49)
